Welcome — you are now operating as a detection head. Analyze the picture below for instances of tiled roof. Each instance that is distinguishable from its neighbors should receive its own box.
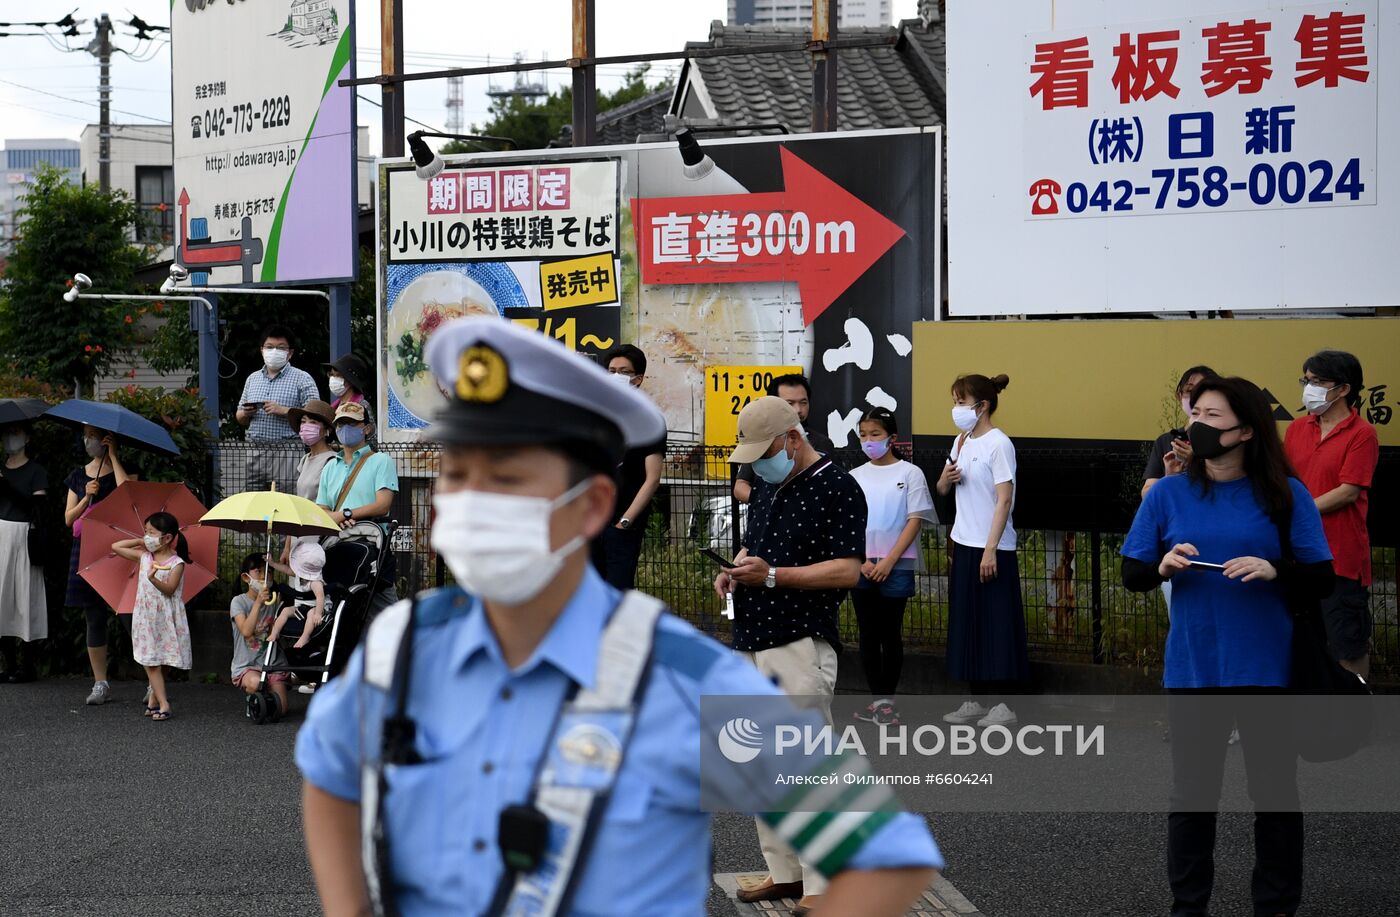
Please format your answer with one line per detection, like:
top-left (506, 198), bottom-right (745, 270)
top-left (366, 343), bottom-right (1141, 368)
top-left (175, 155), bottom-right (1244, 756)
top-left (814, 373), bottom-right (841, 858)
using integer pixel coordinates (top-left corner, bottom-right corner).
top-left (682, 17), bottom-right (945, 132)
top-left (595, 88), bottom-right (673, 145)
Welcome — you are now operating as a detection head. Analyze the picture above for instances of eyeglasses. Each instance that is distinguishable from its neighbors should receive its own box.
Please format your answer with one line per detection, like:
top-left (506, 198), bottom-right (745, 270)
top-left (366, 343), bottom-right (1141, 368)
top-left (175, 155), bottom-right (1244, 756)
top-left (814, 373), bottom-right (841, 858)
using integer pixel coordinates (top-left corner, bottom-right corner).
top-left (1298, 376), bottom-right (1335, 387)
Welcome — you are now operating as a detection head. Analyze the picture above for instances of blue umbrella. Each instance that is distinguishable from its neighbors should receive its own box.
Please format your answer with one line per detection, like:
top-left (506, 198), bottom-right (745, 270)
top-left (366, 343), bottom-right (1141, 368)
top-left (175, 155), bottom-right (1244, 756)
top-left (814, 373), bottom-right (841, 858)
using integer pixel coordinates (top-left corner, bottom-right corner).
top-left (43, 400), bottom-right (181, 456)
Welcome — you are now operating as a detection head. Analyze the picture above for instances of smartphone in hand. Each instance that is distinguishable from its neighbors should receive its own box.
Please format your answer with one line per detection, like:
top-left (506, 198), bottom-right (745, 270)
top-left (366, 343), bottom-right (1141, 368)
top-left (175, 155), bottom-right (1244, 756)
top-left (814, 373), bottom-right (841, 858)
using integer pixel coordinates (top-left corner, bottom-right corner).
top-left (700, 548), bottom-right (736, 569)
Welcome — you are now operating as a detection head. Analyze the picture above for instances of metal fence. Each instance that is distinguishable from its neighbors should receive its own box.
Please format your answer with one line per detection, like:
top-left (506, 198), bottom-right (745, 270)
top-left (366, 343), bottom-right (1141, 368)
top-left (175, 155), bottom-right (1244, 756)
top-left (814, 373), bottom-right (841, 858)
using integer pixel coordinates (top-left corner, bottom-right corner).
top-left (202, 441), bottom-right (1400, 683)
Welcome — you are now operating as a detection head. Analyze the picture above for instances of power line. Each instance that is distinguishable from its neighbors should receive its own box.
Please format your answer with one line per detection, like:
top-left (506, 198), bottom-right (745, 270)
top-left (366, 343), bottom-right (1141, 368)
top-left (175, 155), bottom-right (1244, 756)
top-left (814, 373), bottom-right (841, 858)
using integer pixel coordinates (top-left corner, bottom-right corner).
top-left (356, 93), bottom-right (443, 135)
top-left (0, 75), bottom-right (167, 123)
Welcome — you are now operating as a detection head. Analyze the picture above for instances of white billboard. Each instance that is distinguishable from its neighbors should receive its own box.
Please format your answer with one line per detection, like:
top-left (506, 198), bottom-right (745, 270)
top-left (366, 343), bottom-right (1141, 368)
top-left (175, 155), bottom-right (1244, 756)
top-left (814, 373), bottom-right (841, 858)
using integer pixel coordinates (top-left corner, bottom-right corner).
top-left (948, 0), bottom-right (1398, 315)
top-left (171, 0), bottom-right (357, 286)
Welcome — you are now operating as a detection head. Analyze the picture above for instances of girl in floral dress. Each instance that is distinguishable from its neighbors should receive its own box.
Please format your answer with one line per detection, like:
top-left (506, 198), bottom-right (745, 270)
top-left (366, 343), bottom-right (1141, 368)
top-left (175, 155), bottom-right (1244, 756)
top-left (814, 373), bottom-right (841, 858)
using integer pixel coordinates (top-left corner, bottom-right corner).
top-left (111, 512), bottom-right (192, 721)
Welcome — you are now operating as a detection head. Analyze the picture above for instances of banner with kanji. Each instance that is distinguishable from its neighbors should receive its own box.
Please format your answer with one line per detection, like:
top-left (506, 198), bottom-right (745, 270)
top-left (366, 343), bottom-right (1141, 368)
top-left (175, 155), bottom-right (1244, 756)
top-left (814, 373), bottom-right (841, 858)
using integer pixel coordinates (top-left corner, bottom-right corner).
top-left (377, 130), bottom-right (941, 445)
top-left (947, 0), bottom-right (1400, 316)
top-left (1024, 3), bottom-right (1376, 220)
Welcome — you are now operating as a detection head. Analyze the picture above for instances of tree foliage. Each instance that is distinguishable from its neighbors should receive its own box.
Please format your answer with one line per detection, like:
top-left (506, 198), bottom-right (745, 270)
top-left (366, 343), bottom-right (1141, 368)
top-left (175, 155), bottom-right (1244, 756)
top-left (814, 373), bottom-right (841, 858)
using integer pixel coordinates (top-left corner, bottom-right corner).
top-left (440, 64), bottom-right (671, 154)
top-left (0, 165), bottom-right (152, 390)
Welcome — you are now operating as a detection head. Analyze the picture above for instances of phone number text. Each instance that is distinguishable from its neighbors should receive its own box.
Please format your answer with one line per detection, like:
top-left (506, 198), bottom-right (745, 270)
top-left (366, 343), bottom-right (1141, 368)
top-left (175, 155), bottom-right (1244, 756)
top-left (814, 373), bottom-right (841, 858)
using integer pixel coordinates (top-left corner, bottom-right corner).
top-left (1063, 157), bottom-right (1366, 214)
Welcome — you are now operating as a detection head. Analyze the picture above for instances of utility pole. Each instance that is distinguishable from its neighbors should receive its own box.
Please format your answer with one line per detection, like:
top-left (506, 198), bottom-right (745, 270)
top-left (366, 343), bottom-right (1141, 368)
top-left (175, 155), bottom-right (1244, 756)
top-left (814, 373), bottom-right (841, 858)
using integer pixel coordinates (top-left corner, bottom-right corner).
top-left (90, 13), bottom-right (113, 192)
top-left (381, 0), bottom-right (405, 157)
top-left (811, 0), bottom-right (838, 133)
top-left (570, 0), bottom-right (596, 147)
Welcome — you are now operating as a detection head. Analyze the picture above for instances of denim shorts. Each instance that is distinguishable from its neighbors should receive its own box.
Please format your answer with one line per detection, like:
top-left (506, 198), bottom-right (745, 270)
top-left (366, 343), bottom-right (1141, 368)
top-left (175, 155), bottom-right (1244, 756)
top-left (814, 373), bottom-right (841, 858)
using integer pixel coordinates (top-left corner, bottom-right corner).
top-left (856, 568), bottom-right (916, 599)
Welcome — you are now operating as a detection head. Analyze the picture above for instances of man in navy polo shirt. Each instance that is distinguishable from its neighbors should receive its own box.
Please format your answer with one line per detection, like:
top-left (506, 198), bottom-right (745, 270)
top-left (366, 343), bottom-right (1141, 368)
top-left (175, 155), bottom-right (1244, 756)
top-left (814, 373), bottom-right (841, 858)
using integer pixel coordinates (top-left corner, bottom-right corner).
top-left (715, 396), bottom-right (866, 915)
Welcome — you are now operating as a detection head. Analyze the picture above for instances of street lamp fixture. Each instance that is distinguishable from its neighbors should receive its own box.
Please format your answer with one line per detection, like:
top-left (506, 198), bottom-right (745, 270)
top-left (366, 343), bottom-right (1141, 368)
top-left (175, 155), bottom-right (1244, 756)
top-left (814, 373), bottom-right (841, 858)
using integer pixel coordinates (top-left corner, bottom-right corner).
top-left (64, 273), bottom-right (92, 302)
top-left (406, 130), bottom-right (518, 181)
top-left (159, 262), bottom-right (330, 304)
top-left (675, 128), bottom-right (714, 181)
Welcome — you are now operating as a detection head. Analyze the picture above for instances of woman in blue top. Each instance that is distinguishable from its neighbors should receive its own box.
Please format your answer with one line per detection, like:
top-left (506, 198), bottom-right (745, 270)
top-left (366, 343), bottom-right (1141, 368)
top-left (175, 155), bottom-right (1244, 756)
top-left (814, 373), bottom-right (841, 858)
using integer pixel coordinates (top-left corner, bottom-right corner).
top-left (1121, 375), bottom-right (1333, 917)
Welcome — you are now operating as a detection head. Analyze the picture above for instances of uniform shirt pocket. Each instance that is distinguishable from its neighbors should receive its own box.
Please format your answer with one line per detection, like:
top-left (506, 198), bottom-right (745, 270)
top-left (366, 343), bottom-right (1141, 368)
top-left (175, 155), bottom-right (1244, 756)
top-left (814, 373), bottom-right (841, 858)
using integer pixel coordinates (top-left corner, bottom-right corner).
top-left (601, 771), bottom-right (654, 824)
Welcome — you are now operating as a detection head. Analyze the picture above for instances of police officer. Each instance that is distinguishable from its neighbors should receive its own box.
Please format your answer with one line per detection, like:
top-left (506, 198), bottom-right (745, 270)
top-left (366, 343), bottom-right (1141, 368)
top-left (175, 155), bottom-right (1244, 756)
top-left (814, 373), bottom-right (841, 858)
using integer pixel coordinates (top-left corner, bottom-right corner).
top-left (296, 317), bottom-right (943, 917)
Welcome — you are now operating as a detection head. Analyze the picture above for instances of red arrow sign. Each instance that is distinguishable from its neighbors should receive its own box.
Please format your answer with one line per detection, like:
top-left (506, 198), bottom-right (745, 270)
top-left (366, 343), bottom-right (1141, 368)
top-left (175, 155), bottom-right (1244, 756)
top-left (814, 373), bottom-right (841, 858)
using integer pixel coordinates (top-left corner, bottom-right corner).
top-left (176, 186), bottom-right (245, 265)
top-left (631, 147), bottom-right (906, 325)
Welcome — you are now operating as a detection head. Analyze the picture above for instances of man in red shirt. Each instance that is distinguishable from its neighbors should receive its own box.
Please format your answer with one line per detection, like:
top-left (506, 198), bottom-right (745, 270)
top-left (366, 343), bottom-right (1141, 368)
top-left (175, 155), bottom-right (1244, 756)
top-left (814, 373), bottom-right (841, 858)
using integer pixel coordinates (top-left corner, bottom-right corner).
top-left (1283, 350), bottom-right (1380, 678)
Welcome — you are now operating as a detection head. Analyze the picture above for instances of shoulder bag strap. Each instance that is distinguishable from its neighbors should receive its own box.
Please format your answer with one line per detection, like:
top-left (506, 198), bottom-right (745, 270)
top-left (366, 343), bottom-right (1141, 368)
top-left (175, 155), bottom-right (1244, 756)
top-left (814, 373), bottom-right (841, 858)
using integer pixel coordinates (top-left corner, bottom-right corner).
top-left (332, 451), bottom-right (374, 513)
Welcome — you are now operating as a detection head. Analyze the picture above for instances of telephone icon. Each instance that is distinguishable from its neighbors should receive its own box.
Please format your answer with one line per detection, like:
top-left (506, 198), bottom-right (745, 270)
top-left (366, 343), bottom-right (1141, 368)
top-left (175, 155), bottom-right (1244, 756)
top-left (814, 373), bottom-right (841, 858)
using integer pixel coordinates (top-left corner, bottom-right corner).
top-left (1029, 178), bottom-right (1062, 215)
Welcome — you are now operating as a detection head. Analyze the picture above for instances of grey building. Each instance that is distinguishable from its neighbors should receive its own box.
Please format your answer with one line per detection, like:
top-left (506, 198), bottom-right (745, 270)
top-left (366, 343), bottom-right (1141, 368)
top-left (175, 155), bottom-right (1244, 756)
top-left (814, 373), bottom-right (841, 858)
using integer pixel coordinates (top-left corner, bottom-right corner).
top-left (1, 139), bottom-right (81, 254)
top-left (728, 0), bottom-right (892, 29)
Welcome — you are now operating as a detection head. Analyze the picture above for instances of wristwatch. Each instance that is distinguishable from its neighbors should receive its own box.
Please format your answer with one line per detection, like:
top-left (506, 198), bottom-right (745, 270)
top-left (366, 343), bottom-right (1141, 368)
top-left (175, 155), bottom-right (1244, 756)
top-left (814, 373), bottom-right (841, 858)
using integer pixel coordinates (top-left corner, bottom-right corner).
top-left (618, 517), bottom-right (632, 530)
top-left (764, 565), bottom-right (777, 589)
top-left (342, 508), bottom-right (354, 521)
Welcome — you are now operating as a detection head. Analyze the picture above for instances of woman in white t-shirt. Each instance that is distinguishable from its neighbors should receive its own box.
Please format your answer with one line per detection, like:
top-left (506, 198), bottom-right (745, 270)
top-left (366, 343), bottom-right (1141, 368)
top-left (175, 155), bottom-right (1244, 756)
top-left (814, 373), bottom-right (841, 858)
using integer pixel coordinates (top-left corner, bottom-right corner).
top-left (849, 408), bottom-right (936, 726)
top-left (934, 373), bottom-right (1029, 729)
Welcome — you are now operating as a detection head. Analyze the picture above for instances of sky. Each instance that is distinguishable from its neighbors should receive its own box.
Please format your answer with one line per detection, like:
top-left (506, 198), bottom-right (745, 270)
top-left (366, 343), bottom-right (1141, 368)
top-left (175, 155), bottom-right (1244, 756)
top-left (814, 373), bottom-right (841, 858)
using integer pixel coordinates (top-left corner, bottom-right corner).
top-left (0, 0), bottom-right (924, 155)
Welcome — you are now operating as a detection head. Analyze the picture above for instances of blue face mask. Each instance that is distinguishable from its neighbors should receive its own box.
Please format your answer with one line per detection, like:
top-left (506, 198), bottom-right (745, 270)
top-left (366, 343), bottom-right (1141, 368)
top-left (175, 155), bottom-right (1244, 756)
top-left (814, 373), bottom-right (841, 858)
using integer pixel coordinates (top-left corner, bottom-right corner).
top-left (751, 436), bottom-right (796, 484)
top-left (337, 424), bottom-right (366, 448)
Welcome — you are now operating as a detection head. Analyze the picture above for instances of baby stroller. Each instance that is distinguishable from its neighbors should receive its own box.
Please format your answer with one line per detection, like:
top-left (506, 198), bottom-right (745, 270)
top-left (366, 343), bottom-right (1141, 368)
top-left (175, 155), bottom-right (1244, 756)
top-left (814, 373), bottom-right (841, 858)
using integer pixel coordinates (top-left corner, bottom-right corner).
top-left (245, 520), bottom-right (397, 724)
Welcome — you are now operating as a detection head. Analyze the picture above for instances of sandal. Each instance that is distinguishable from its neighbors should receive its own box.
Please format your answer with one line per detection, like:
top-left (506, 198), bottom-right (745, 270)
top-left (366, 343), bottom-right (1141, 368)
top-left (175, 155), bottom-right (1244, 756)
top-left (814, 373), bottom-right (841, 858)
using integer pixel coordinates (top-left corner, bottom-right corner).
top-left (151, 709), bottom-right (172, 721)
top-left (142, 688), bottom-right (158, 717)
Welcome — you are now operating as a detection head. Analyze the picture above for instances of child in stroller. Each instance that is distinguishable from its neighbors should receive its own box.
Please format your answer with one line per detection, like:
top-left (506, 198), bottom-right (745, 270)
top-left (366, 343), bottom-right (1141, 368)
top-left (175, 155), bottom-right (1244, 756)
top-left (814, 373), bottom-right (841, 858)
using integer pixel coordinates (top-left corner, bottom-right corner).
top-left (243, 522), bottom-right (394, 722)
top-left (266, 541), bottom-right (326, 650)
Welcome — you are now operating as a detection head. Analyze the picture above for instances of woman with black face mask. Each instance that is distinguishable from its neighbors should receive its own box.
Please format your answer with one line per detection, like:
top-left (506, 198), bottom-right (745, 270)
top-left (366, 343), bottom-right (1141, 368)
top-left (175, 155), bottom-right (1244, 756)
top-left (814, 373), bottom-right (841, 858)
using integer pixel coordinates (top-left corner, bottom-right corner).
top-left (1120, 376), bottom-right (1334, 917)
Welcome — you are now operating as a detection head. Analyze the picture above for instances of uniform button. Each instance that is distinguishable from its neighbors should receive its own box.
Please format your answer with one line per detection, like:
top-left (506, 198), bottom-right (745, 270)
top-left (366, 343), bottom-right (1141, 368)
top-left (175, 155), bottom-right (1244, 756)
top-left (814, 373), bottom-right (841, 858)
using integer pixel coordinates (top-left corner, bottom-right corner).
top-left (473, 839), bottom-right (487, 852)
top-left (482, 761), bottom-right (494, 774)
top-left (500, 687), bottom-right (513, 701)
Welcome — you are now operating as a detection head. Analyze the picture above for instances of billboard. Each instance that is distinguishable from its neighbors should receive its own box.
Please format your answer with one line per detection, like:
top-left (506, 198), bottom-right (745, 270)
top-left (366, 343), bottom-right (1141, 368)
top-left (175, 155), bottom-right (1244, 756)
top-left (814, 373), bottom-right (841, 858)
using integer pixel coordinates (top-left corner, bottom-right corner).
top-left (171, 0), bottom-right (357, 286)
top-left (948, 0), bottom-right (1399, 315)
top-left (376, 129), bottom-right (942, 448)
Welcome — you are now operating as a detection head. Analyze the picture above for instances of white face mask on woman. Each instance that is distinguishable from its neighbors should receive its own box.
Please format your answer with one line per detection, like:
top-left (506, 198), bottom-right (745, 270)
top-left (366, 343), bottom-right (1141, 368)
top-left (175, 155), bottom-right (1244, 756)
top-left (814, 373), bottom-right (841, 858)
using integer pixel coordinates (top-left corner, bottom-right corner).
top-left (429, 479), bottom-right (593, 606)
top-left (951, 405), bottom-right (980, 432)
top-left (1, 431), bottom-right (26, 453)
top-left (328, 376), bottom-right (347, 398)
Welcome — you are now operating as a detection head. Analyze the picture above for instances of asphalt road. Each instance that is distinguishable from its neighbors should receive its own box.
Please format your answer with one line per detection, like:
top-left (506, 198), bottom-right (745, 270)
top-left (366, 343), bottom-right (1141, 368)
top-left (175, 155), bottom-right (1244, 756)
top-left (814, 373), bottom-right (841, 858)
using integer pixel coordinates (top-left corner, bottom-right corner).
top-left (3, 679), bottom-right (1397, 916)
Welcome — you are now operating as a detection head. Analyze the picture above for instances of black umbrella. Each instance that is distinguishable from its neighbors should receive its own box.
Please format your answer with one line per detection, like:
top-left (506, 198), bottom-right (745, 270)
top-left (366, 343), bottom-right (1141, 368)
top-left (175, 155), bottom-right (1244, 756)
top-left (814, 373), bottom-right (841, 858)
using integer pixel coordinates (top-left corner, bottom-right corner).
top-left (0, 398), bottom-right (52, 427)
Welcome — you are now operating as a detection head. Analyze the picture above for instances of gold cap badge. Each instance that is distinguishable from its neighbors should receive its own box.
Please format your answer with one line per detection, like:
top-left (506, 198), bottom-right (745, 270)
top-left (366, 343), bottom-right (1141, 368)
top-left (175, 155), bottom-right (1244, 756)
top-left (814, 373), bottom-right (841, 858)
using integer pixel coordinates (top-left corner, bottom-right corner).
top-left (456, 345), bottom-right (509, 403)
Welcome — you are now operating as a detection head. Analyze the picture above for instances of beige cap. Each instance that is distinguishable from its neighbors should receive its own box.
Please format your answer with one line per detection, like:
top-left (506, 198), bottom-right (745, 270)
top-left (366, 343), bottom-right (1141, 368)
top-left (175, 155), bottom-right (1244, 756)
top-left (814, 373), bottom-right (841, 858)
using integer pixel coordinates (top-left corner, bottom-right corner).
top-left (727, 396), bottom-right (799, 464)
top-left (333, 401), bottom-right (368, 425)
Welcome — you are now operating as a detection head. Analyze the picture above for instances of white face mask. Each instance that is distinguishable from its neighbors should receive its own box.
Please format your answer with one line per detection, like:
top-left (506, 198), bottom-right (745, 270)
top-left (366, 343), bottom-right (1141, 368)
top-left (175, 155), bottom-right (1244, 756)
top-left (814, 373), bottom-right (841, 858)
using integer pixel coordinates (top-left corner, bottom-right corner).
top-left (951, 404), bottom-right (980, 432)
top-left (430, 479), bottom-right (593, 606)
top-left (143, 534), bottom-right (164, 552)
top-left (328, 376), bottom-right (347, 398)
top-left (263, 347), bottom-right (289, 370)
top-left (2, 432), bottom-right (26, 453)
top-left (84, 436), bottom-right (107, 459)
top-left (1302, 383), bottom-right (1337, 416)
top-left (607, 372), bottom-right (636, 388)
top-left (247, 576), bottom-right (264, 593)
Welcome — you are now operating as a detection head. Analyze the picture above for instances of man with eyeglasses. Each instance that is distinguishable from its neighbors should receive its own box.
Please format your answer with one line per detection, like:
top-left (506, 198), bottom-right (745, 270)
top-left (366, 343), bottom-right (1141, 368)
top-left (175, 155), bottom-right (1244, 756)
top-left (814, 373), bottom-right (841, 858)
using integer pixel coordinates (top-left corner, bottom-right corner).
top-left (236, 325), bottom-right (320, 494)
top-left (1284, 350), bottom-right (1380, 679)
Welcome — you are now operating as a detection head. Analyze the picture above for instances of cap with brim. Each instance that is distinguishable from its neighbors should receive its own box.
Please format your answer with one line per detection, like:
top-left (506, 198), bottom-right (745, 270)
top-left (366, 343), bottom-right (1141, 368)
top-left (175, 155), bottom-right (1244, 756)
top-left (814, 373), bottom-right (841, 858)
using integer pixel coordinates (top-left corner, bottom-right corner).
top-left (324, 354), bottom-right (371, 394)
top-left (287, 399), bottom-right (335, 430)
top-left (728, 396), bottom-right (799, 464)
top-left (289, 541), bottom-right (326, 581)
top-left (333, 401), bottom-right (369, 425)
top-left (423, 317), bottom-right (665, 471)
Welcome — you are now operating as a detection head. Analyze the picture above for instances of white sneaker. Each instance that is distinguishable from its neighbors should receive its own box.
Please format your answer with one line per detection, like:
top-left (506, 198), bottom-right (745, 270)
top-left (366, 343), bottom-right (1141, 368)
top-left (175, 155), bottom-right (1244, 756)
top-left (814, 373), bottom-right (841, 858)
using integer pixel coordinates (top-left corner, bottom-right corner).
top-left (942, 701), bottom-right (987, 724)
top-left (85, 682), bottom-right (111, 706)
top-left (976, 703), bottom-right (1018, 728)
top-left (297, 684), bottom-right (317, 695)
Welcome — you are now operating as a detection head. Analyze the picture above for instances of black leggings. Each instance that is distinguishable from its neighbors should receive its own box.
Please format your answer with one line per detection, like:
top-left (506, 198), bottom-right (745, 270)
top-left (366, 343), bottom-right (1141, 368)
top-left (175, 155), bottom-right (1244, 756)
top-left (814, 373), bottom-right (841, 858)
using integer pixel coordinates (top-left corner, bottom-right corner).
top-left (85, 607), bottom-right (130, 649)
top-left (852, 589), bottom-right (907, 698)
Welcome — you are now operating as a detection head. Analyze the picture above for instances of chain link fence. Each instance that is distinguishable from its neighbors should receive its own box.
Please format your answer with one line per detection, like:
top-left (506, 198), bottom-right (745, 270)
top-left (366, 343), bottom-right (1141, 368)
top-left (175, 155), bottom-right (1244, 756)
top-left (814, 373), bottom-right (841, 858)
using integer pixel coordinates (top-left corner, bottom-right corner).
top-left (199, 440), bottom-right (1399, 684)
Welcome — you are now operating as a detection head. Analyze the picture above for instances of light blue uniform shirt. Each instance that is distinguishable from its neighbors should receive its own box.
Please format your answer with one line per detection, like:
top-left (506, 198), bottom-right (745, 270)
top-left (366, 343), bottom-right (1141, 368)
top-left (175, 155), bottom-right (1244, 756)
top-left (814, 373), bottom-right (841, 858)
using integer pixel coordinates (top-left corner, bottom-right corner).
top-left (317, 447), bottom-right (399, 513)
top-left (296, 567), bottom-right (942, 916)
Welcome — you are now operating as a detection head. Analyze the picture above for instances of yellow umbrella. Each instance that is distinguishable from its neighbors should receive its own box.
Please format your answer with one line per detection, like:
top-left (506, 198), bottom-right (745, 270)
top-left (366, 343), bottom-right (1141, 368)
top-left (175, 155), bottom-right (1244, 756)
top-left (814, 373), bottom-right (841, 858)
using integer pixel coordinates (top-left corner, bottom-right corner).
top-left (201, 486), bottom-right (340, 537)
top-left (200, 485), bottom-right (341, 585)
